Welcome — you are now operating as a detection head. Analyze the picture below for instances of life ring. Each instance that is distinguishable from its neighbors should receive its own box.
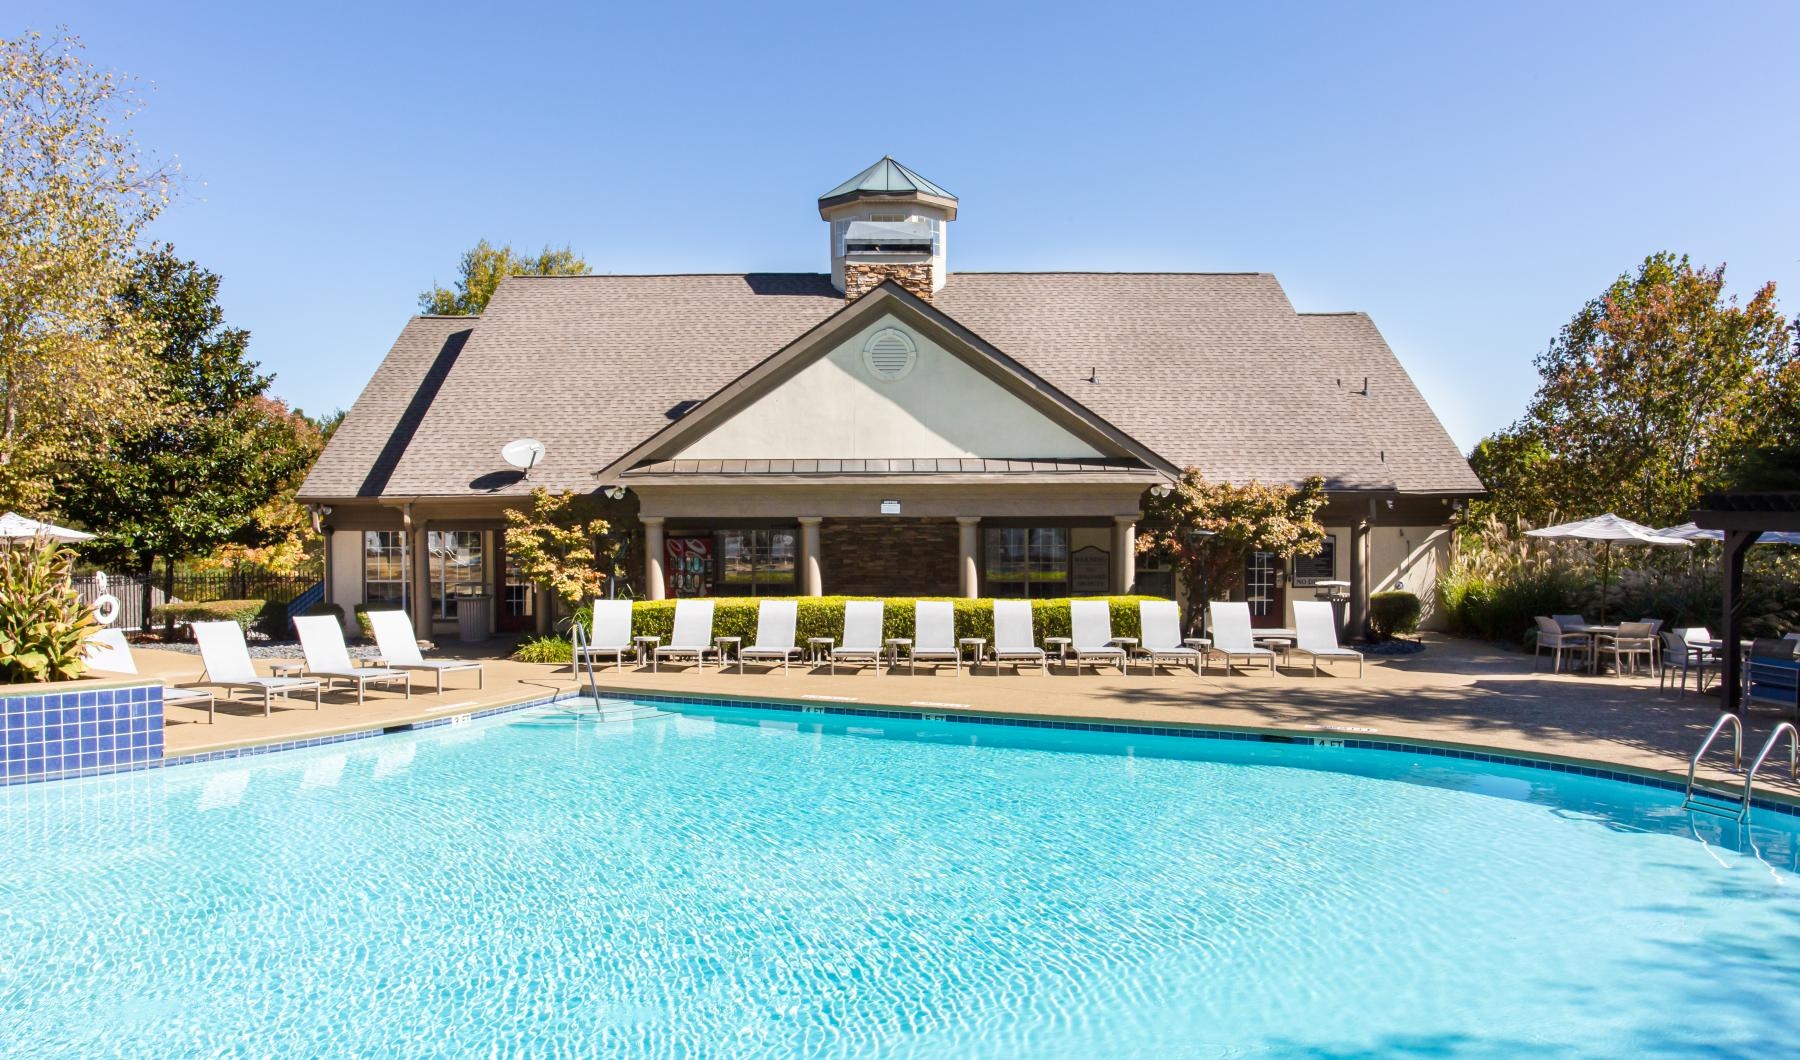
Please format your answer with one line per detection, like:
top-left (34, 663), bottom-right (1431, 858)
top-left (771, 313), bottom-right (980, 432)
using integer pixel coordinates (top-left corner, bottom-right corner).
top-left (92, 593), bottom-right (121, 626)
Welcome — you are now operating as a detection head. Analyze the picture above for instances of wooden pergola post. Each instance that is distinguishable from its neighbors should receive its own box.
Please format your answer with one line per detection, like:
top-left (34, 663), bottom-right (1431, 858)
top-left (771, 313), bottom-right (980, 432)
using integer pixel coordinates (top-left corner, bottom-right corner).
top-left (1719, 529), bottom-right (1755, 714)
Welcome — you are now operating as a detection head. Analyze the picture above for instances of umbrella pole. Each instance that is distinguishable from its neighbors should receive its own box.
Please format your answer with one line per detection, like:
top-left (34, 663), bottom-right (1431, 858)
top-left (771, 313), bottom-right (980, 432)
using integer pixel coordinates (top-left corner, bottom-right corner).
top-left (1599, 541), bottom-right (1611, 625)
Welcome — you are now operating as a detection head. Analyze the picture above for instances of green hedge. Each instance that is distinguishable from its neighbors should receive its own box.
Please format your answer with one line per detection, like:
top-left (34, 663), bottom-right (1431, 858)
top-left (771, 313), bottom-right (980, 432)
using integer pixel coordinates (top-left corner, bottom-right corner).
top-left (1368, 591), bottom-right (1422, 641)
top-left (584, 595), bottom-right (1167, 649)
top-left (150, 598), bottom-right (268, 633)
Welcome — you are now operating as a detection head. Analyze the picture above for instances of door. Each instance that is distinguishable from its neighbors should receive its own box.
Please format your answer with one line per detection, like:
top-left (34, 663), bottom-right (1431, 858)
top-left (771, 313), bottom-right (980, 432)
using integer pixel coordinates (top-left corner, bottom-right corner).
top-left (498, 549), bottom-right (535, 632)
top-left (1245, 551), bottom-right (1286, 628)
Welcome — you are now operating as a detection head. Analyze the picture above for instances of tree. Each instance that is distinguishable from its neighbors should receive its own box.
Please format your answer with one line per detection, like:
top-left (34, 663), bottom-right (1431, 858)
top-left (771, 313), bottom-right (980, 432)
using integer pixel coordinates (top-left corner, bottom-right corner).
top-left (1137, 471), bottom-right (1327, 631)
top-left (418, 240), bottom-right (589, 316)
top-left (189, 404), bottom-right (330, 576)
top-left (60, 249), bottom-right (320, 621)
top-left (503, 489), bottom-right (615, 608)
top-left (0, 31), bottom-right (174, 511)
top-left (1477, 253), bottom-right (1792, 526)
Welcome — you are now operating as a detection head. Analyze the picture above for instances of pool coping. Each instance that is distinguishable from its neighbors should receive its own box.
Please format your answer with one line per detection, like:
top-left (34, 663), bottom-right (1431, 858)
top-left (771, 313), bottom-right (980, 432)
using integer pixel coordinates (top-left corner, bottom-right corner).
top-left (10, 682), bottom-right (1798, 820)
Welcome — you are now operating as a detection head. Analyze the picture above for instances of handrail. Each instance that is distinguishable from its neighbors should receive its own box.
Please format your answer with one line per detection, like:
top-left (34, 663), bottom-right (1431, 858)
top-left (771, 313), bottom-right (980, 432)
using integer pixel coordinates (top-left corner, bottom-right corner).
top-left (1742, 722), bottom-right (1800, 822)
top-left (570, 621), bottom-right (601, 701)
top-left (1684, 713), bottom-right (1745, 816)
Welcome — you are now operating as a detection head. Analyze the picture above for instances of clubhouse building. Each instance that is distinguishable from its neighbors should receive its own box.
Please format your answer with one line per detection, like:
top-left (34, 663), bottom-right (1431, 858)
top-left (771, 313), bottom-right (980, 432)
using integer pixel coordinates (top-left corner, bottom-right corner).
top-left (299, 159), bottom-right (1481, 638)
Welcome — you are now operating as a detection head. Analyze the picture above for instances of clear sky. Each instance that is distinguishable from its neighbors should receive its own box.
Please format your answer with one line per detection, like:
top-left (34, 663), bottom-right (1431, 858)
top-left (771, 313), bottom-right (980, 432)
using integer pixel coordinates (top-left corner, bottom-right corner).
top-left (16, 1), bottom-right (1799, 450)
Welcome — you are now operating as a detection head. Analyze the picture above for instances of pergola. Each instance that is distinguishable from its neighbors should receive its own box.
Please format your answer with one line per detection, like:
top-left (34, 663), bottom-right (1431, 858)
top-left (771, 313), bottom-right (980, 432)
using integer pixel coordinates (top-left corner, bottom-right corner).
top-left (1692, 491), bottom-right (1800, 711)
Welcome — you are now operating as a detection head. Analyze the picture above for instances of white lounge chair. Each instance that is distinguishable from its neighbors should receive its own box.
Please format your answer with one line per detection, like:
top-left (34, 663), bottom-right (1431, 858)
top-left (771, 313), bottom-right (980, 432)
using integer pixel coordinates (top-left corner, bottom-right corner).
top-left (991, 600), bottom-right (1047, 674)
top-left (831, 600), bottom-right (885, 674)
top-left (739, 599), bottom-right (802, 673)
top-left (366, 610), bottom-right (484, 693)
top-left (1136, 600), bottom-right (1202, 675)
top-left (191, 620), bottom-right (322, 715)
top-left (652, 599), bottom-right (717, 672)
top-left (575, 600), bottom-right (637, 671)
top-left (1067, 600), bottom-right (1128, 675)
top-left (1290, 600), bottom-right (1364, 677)
top-left (293, 614), bottom-right (413, 704)
top-left (83, 627), bottom-right (219, 722)
top-left (904, 600), bottom-right (962, 675)
top-left (1205, 602), bottom-right (1278, 676)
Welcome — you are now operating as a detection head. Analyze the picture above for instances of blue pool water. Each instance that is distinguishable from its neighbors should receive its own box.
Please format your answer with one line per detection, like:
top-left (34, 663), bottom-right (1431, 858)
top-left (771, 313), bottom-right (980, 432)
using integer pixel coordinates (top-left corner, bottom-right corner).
top-left (5, 700), bottom-right (1800, 1057)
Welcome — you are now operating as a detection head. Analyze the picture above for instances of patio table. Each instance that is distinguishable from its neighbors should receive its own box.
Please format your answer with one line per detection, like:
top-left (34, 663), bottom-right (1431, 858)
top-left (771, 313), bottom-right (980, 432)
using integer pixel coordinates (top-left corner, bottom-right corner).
top-left (1043, 637), bottom-right (1072, 661)
top-left (806, 636), bottom-right (834, 664)
top-left (1253, 628), bottom-right (1298, 664)
top-left (633, 635), bottom-right (660, 664)
top-left (1574, 625), bottom-right (1621, 674)
top-left (959, 637), bottom-right (987, 670)
top-left (884, 637), bottom-right (910, 667)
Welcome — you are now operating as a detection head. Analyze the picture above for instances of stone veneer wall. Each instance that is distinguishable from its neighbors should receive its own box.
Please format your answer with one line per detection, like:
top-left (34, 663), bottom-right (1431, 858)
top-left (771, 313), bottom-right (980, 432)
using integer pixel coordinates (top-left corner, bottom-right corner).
top-left (820, 518), bottom-right (960, 596)
top-left (1, 682), bottom-right (163, 784)
top-left (844, 261), bottom-right (934, 302)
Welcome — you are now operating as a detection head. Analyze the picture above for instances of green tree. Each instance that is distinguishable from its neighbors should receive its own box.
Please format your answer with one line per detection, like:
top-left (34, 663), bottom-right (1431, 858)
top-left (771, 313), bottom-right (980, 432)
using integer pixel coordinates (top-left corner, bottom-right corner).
top-left (1136, 471), bottom-right (1327, 631)
top-left (1479, 253), bottom-right (1792, 526)
top-left (0, 31), bottom-right (175, 510)
top-left (418, 240), bottom-right (589, 316)
top-left (60, 249), bottom-right (320, 621)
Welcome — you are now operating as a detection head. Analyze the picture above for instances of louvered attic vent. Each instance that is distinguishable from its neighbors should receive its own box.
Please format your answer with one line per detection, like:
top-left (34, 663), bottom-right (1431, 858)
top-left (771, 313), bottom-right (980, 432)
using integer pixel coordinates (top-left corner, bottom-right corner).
top-left (862, 328), bottom-right (917, 381)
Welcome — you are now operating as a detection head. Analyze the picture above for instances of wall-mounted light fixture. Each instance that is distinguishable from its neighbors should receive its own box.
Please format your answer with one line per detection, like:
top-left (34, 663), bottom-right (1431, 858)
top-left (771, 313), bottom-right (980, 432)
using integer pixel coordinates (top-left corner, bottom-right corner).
top-left (602, 485), bottom-right (627, 501)
top-left (1150, 483), bottom-right (1172, 498)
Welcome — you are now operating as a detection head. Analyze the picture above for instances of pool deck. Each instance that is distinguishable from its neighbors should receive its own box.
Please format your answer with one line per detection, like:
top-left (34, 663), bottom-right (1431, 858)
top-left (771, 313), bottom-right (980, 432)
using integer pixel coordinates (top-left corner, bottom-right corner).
top-left (122, 635), bottom-right (1799, 799)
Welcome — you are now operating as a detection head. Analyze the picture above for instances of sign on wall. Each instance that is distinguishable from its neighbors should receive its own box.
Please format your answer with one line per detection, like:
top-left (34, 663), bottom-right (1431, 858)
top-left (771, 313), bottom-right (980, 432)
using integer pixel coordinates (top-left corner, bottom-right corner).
top-left (1070, 545), bottom-right (1111, 594)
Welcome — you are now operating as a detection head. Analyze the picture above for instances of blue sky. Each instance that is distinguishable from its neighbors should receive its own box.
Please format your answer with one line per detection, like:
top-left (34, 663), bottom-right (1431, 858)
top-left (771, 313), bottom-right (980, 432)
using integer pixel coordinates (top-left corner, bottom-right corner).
top-left (19, 1), bottom-right (1799, 450)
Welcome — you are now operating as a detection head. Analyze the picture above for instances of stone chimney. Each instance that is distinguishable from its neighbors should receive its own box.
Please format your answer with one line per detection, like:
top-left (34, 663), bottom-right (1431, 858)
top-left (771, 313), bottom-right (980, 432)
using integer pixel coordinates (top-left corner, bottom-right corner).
top-left (818, 157), bottom-right (957, 301)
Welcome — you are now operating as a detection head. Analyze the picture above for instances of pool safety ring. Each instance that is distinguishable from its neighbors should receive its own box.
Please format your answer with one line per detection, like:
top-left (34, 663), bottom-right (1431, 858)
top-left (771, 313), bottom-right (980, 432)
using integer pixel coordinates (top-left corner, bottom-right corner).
top-left (92, 593), bottom-right (120, 626)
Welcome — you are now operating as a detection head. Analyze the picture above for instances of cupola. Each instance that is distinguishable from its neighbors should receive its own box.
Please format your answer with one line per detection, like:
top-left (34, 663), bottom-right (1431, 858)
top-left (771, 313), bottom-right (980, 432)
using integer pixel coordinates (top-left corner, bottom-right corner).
top-left (818, 157), bottom-right (957, 300)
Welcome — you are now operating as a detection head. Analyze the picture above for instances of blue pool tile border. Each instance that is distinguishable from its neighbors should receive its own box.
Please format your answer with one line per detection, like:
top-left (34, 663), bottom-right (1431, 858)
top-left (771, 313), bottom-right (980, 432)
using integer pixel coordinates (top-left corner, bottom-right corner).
top-left (6, 683), bottom-right (1795, 821)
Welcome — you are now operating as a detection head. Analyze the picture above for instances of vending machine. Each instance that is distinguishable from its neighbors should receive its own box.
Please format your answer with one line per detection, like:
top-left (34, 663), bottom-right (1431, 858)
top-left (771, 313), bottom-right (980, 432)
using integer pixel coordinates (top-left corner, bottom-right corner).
top-left (664, 536), bottom-right (713, 597)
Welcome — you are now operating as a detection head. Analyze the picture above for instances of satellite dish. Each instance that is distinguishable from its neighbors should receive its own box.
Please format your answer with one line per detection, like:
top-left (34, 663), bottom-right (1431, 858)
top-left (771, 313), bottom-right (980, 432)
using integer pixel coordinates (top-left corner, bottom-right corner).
top-left (501, 439), bottom-right (546, 478)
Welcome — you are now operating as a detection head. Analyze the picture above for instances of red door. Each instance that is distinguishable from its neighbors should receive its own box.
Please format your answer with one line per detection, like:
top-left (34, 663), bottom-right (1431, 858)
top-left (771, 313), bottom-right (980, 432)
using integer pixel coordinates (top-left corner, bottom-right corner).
top-left (1245, 552), bottom-right (1286, 628)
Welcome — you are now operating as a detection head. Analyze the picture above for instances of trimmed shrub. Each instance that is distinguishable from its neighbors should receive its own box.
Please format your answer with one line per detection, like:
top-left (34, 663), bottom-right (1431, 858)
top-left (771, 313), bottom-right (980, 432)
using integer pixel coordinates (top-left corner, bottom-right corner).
top-left (150, 598), bottom-right (267, 634)
top-left (352, 603), bottom-right (382, 641)
top-left (1368, 591), bottom-right (1422, 641)
top-left (602, 595), bottom-right (1166, 649)
top-left (514, 635), bottom-right (573, 664)
top-left (0, 541), bottom-right (100, 682)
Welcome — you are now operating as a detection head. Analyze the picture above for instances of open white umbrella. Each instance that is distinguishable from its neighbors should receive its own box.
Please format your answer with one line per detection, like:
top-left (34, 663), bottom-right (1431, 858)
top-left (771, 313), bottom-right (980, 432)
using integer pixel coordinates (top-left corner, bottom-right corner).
top-left (1658, 522), bottom-right (1800, 547)
top-left (0, 512), bottom-right (95, 543)
top-left (1526, 513), bottom-right (1691, 623)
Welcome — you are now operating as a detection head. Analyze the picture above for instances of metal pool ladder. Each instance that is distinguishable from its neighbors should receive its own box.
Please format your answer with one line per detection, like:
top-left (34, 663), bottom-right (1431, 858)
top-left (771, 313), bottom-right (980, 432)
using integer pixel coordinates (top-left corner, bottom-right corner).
top-left (1684, 714), bottom-right (1800, 822)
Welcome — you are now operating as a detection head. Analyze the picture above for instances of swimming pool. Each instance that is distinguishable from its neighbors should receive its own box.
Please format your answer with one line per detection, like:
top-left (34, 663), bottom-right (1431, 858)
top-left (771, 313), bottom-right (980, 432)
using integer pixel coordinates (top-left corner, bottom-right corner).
top-left (4, 698), bottom-right (1799, 1057)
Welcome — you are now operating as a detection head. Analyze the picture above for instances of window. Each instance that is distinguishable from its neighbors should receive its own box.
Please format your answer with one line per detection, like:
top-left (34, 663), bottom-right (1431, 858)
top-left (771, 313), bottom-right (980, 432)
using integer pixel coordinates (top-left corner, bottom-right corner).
top-left (715, 529), bottom-right (796, 596)
top-left (502, 550), bottom-right (535, 629)
top-left (363, 531), bottom-right (408, 611)
top-left (868, 212), bottom-right (910, 223)
top-left (428, 530), bottom-right (485, 620)
top-left (984, 528), bottom-right (1069, 598)
top-left (1245, 551), bottom-right (1277, 618)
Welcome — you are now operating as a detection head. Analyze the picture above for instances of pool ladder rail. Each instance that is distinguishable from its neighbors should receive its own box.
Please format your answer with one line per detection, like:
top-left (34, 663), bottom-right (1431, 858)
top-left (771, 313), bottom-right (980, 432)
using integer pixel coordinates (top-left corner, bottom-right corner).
top-left (1684, 713), bottom-right (1799, 822)
top-left (572, 621), bottom-right (672, 722)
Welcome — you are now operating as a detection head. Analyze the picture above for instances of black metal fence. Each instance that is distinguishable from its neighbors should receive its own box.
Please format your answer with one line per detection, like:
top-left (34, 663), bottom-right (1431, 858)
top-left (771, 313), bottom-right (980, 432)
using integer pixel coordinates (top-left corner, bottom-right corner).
top-left (74, 572), bottom-right (324, 631)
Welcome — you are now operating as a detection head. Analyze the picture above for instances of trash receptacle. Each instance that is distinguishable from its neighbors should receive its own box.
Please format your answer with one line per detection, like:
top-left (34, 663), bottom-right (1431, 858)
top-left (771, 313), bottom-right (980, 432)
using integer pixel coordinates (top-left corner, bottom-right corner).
top-left (456, 593), bottom-right (492, 643)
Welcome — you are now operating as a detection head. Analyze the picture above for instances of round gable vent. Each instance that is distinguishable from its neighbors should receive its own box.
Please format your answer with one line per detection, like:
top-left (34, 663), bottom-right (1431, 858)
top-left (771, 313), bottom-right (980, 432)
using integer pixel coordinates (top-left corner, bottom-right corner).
top-left (862, 327), bottom-right (917, 382)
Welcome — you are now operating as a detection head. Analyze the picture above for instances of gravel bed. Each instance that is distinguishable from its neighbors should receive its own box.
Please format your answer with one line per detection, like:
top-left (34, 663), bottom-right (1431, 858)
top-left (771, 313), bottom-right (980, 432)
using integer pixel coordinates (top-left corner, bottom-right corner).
top-left (1364, 639), bottom-right (1427, 656)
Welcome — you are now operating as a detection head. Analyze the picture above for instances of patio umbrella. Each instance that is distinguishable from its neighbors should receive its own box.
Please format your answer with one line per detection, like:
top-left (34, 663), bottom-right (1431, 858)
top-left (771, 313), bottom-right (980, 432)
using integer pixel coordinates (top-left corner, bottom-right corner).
top-left (1525, 513), bottom-right (1690, 623)
top-left (1658, 522), bottom-right (1800, 547)
top-left (0, 512), bottom-right (94, 544)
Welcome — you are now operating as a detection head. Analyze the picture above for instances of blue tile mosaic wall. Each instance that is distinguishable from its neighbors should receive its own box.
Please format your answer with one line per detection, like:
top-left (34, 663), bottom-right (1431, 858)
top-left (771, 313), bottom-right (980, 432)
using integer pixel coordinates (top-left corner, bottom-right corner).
top-left (0, 682), bottom-right (162, 783)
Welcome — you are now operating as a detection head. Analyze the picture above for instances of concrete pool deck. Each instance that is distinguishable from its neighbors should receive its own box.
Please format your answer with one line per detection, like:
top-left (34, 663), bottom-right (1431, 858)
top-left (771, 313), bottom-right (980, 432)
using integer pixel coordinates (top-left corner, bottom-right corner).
top-left (124, 635), bottom-right (1798, 800)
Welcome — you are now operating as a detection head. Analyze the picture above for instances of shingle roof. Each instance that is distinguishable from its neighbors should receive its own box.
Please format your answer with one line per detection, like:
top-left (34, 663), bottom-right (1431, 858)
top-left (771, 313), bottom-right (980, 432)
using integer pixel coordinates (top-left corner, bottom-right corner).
top-left (299, 272), bottom-right (1479, 501)
top-left (624, 458), bottom-right (1153, 477)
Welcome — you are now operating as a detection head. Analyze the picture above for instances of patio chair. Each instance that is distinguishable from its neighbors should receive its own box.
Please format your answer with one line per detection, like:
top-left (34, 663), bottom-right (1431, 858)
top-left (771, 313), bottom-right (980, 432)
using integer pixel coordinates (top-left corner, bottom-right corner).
top-left (294, 615), bottom-right (413, 705)
top-left (366, 610), bottom-right (484, 693)
top-left (191, 620), bottom-right (322, 716)
top-left (830, 600), bottom-right (885, 674)
top-left (82, 627), bottom-right (219, 723)
top-left (903, 600), bottom-right (962, 675)
top-left (1067, 600), bottom-right (1128, 675)
top-left (1659, 629), bottom-right (1716, 695)
top-left (1205, 601), bottom-right (1278, 676)
top-left (1594, 621), bottom-right (1657, 677)
top-left (1533, 616), bottom-right (1591, 674)
top-left (738, 599), bottom-right (802, 673)
top-left (652, 600), bottom-right (717, 672)
top-left (1289, 600), bottom-right (1365, 677)
top-left (1552, 614), bottom-right (1587, 631)
top-left (990, 600), bottom-right (1047, 674)
top-left (1135, 600), bottom-right (1202, 675)
top-left (575, 600), bottom-right (636, 671)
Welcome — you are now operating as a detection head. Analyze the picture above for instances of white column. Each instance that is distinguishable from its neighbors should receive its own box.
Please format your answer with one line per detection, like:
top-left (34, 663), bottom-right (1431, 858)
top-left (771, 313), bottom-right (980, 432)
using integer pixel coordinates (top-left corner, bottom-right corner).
top-left (798, 517), bottom-right (823, 596)
top-left (956, 517), bottom-right (981, 598)
top-left (1112, 515), bottom-right (1138, 595)
top-left (642, 517), bottom-right (666, 601)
